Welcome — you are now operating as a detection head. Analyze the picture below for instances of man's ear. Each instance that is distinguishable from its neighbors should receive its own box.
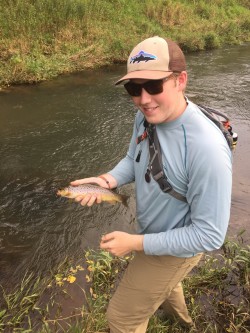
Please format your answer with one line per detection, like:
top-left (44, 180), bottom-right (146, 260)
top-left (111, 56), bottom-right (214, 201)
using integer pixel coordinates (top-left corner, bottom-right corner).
top-left (177, 71), bottom-right (188, 91)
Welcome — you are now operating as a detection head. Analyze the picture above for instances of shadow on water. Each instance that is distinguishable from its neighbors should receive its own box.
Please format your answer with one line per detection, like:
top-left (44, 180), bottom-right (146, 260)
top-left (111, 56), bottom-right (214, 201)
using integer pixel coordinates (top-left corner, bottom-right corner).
top-left (0, 44), bottom-right (250, 298)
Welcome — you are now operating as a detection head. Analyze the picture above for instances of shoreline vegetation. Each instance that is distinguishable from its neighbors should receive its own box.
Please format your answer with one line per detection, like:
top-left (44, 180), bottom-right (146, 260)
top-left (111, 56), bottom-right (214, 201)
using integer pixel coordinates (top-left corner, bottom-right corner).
top-left (0, 237), bottom-right (249, 332)
top-left (0, 0), bottom-right (250, 88)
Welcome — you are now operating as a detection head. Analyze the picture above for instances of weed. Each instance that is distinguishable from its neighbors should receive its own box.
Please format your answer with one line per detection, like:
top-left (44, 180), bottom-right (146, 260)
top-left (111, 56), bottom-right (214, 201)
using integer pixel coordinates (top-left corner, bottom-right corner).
top-left (0, 0), bottom-right (249, 87)
top-left (0, 240), bottom-right (249, 332)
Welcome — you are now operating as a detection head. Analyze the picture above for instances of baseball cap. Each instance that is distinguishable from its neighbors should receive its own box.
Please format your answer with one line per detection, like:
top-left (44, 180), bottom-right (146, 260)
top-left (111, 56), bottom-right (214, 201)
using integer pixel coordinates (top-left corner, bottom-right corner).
top-left (115, 36), bottom-right (186, 85)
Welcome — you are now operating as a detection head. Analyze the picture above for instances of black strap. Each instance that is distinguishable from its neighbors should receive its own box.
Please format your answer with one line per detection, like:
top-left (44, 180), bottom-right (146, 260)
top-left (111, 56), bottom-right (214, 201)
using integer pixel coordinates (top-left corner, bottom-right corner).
top-left (147, 124), bottom-right (187, 203)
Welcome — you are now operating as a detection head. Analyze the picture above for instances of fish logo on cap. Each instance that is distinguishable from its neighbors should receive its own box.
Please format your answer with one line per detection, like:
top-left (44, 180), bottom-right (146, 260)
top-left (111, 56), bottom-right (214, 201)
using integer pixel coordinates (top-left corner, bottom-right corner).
top-left (130, 50), bottom-right (157, 64)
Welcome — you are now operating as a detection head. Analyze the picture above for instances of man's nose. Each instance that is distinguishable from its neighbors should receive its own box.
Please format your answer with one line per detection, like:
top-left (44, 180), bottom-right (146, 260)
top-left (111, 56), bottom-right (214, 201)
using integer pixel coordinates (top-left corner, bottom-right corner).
top-left (140, 88), bottom-right (152, 104)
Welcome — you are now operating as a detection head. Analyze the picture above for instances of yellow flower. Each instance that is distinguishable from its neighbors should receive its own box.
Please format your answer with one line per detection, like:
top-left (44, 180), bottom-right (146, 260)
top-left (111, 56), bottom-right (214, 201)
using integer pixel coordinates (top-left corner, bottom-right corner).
top-left (67, 275), bottom-right (76, 283)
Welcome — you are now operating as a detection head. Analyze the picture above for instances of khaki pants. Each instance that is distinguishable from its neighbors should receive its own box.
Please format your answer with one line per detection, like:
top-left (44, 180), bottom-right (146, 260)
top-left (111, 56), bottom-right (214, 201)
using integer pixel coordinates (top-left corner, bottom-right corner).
top-left (107, 251), bottom-right (202, 333)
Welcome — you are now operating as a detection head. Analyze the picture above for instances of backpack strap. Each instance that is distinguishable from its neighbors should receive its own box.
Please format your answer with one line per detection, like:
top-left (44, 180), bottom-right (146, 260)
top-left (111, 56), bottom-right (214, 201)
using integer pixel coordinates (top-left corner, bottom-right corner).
top-left (146, 123), bottom-right (187, 203)
top-left (197, 105), bottom-right (235, 150)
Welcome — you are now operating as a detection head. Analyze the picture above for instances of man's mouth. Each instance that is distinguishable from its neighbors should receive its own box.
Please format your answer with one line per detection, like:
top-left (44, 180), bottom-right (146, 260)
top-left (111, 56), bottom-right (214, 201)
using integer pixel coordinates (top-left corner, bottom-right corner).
top-left (141, 106), bottom-right (159, 114)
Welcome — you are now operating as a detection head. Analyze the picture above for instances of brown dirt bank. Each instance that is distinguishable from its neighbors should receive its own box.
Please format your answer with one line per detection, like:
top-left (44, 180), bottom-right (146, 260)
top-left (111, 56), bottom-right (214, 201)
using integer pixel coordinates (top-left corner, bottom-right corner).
top-left (229, 121), bottom-right (250, 243)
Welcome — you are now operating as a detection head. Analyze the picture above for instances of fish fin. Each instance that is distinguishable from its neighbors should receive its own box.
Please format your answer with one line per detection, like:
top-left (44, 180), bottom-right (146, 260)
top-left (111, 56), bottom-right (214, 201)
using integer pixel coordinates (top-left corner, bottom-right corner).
top-left (109, 200), bottom-right (117, 205)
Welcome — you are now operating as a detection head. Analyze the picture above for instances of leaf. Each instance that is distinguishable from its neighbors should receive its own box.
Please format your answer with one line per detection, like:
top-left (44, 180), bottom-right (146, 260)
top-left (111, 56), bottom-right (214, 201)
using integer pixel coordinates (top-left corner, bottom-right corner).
top-left (76, 265), bottom-right (85, 271)
top-left (56, 281), bottom-right (64, 287)
top-left (0, 310), bottom-right (6, 318)
top-left (86, 275), bottom-right (91, 282)
top-left (70, 267), bottom-right (77, 274)
top-left (55, 274), bottom-right (63, 282)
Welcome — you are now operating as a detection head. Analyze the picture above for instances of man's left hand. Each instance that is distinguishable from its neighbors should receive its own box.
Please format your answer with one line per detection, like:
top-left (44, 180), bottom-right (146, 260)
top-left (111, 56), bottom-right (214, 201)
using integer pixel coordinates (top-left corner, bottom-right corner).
top-left (100, 231), bottom-right (144, 257)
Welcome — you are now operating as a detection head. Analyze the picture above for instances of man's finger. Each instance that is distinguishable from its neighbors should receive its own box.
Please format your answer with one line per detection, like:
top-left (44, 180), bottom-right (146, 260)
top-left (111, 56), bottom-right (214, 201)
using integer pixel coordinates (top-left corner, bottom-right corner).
top-left (75, 195), bottom-right (84, 202)
top-left (101, 232), bottom-right (115, 243)
top-left (80, 194), bottom-right (92, 206)
top-left (87, 195), bottom-right (97, 207)
top-left (70, 178), bottom-right (90, 186)
top-left (96, 193), bottom-right (102, 204)
top-left (100, 239), bottom-right (112, 249)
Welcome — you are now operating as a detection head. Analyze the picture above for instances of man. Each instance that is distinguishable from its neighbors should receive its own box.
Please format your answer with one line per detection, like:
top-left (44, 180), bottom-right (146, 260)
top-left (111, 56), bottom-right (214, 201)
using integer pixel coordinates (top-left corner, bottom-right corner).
top-left (71, 36), bottom-right (232, 332)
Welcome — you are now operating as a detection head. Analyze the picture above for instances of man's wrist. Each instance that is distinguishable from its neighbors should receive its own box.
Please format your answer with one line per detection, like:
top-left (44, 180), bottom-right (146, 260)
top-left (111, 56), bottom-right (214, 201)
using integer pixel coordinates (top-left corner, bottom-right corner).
top-left (98, 175), bottom-right (111, 188)
top-left (97, 174), bottom-right (118, 189)
top-left (133, 235), bottom-right (144, 251)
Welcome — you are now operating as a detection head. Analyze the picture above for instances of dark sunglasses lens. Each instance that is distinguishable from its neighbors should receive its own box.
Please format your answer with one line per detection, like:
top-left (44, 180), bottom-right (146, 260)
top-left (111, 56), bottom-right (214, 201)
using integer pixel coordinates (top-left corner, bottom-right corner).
top-left (124, 82), bottom-right (141, 96)
top-left (124, 79), bottom-right (164, 96)
top-left (144, 80), bottom-right (164, 95)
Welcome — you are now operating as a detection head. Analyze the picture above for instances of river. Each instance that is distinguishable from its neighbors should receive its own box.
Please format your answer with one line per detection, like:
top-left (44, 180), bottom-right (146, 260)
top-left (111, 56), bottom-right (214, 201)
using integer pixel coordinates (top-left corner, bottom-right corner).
top-left (0, 44), bottom-right (250, 292)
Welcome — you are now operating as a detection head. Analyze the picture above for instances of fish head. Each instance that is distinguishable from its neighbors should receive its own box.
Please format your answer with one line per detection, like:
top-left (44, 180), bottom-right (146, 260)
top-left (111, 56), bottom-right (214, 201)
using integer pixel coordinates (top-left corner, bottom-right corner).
top-left (57, 188), bottom-right (70, 197)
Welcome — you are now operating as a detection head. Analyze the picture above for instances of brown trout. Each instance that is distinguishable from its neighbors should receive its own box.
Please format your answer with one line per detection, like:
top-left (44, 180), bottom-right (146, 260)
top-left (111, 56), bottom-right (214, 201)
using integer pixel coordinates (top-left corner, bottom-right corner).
top-left (57, 184), bottom-right (129, 207)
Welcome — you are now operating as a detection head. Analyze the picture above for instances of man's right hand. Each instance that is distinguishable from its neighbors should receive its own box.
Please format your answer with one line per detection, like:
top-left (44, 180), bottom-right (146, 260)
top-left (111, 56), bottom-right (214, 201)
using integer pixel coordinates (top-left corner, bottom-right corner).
top-left (70, 174), bottom-right (117, 206)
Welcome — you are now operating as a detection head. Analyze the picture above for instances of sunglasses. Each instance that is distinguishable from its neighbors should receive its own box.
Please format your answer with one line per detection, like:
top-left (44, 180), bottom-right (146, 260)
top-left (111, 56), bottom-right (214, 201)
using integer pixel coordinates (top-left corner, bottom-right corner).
top-left (124, 74), bottom-right (176, 97)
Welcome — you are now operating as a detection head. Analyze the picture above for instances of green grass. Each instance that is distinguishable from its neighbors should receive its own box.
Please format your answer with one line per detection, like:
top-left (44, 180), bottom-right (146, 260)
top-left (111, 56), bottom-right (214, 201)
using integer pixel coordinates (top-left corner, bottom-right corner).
top-left (0, 0), bottom-right (250, 87)
top-left (0, 238), bottom-right (249, 332)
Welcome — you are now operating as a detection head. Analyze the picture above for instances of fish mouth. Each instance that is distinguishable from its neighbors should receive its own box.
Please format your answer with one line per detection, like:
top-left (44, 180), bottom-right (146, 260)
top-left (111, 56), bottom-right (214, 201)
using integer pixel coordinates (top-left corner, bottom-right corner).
top-left (57, 189), bottom-right (71, 197)
top-left (57, 189), bottom-right (65, 196)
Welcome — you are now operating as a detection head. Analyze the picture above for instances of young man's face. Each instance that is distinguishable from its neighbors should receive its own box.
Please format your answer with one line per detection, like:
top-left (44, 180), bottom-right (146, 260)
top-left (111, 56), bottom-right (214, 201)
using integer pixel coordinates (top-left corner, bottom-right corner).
top-left (129, 72), bottom-right (187, 124)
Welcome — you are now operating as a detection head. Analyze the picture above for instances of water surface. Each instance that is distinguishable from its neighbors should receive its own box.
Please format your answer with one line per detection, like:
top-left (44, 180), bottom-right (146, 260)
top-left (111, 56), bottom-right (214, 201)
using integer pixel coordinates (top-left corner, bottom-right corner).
top-left (0, 43), bottom-right (249, 290)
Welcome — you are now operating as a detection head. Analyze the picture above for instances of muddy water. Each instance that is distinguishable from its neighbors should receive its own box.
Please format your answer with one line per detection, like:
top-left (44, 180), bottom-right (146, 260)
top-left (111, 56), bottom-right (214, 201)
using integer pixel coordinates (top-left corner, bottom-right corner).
top-left (0, 44), bottom-right (249, 292)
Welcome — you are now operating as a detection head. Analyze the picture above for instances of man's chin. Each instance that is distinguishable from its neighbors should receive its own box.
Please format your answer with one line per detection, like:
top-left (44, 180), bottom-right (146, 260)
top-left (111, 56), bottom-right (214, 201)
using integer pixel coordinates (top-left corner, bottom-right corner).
top-left (144, 115), bottom-right (165, 125)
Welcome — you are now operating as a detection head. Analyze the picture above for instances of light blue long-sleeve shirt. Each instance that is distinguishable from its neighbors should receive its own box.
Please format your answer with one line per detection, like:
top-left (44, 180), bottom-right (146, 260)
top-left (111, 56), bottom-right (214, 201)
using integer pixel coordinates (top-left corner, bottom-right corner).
top-left (109, 100), bottom-right (232, 257)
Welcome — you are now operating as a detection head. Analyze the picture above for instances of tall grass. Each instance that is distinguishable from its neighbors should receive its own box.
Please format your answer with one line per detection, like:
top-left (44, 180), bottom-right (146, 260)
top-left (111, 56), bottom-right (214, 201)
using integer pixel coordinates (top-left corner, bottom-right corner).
top-left (0, 0), bottom-right (249, 86)
top-left (0, 239), bottom-right (249, 332)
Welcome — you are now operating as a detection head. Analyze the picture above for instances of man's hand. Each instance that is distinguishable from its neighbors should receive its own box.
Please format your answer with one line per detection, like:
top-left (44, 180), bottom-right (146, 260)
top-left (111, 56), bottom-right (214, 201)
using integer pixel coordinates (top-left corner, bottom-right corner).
top-left (70, 175), bottom-right (117, 206)
top-left (100, 231), bottom-right (144, 257)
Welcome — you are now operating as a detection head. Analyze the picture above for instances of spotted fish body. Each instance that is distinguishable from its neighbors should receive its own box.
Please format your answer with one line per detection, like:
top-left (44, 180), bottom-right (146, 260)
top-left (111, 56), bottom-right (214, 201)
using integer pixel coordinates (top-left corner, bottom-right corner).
top-left (57, 184), bottom-right (129, 206)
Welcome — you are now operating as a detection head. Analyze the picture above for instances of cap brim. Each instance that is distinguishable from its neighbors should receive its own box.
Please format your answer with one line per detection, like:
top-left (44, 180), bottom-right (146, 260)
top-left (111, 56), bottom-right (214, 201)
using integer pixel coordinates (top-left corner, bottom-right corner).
top-left (115, 70), bottom-right (173, 85)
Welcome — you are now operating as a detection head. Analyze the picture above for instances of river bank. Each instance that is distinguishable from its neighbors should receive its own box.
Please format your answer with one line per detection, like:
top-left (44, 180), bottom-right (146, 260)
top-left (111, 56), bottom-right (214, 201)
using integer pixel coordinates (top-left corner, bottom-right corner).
top-left (0, 0), bottom-right (250, 87)
top-left (1, 239), bottom-right (250, 332)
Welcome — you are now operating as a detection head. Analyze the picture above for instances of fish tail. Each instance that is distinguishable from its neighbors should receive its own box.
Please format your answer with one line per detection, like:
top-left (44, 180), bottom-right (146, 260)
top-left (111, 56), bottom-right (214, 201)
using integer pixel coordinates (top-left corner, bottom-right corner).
top-left (121, 194), bottom-right (129, 208)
